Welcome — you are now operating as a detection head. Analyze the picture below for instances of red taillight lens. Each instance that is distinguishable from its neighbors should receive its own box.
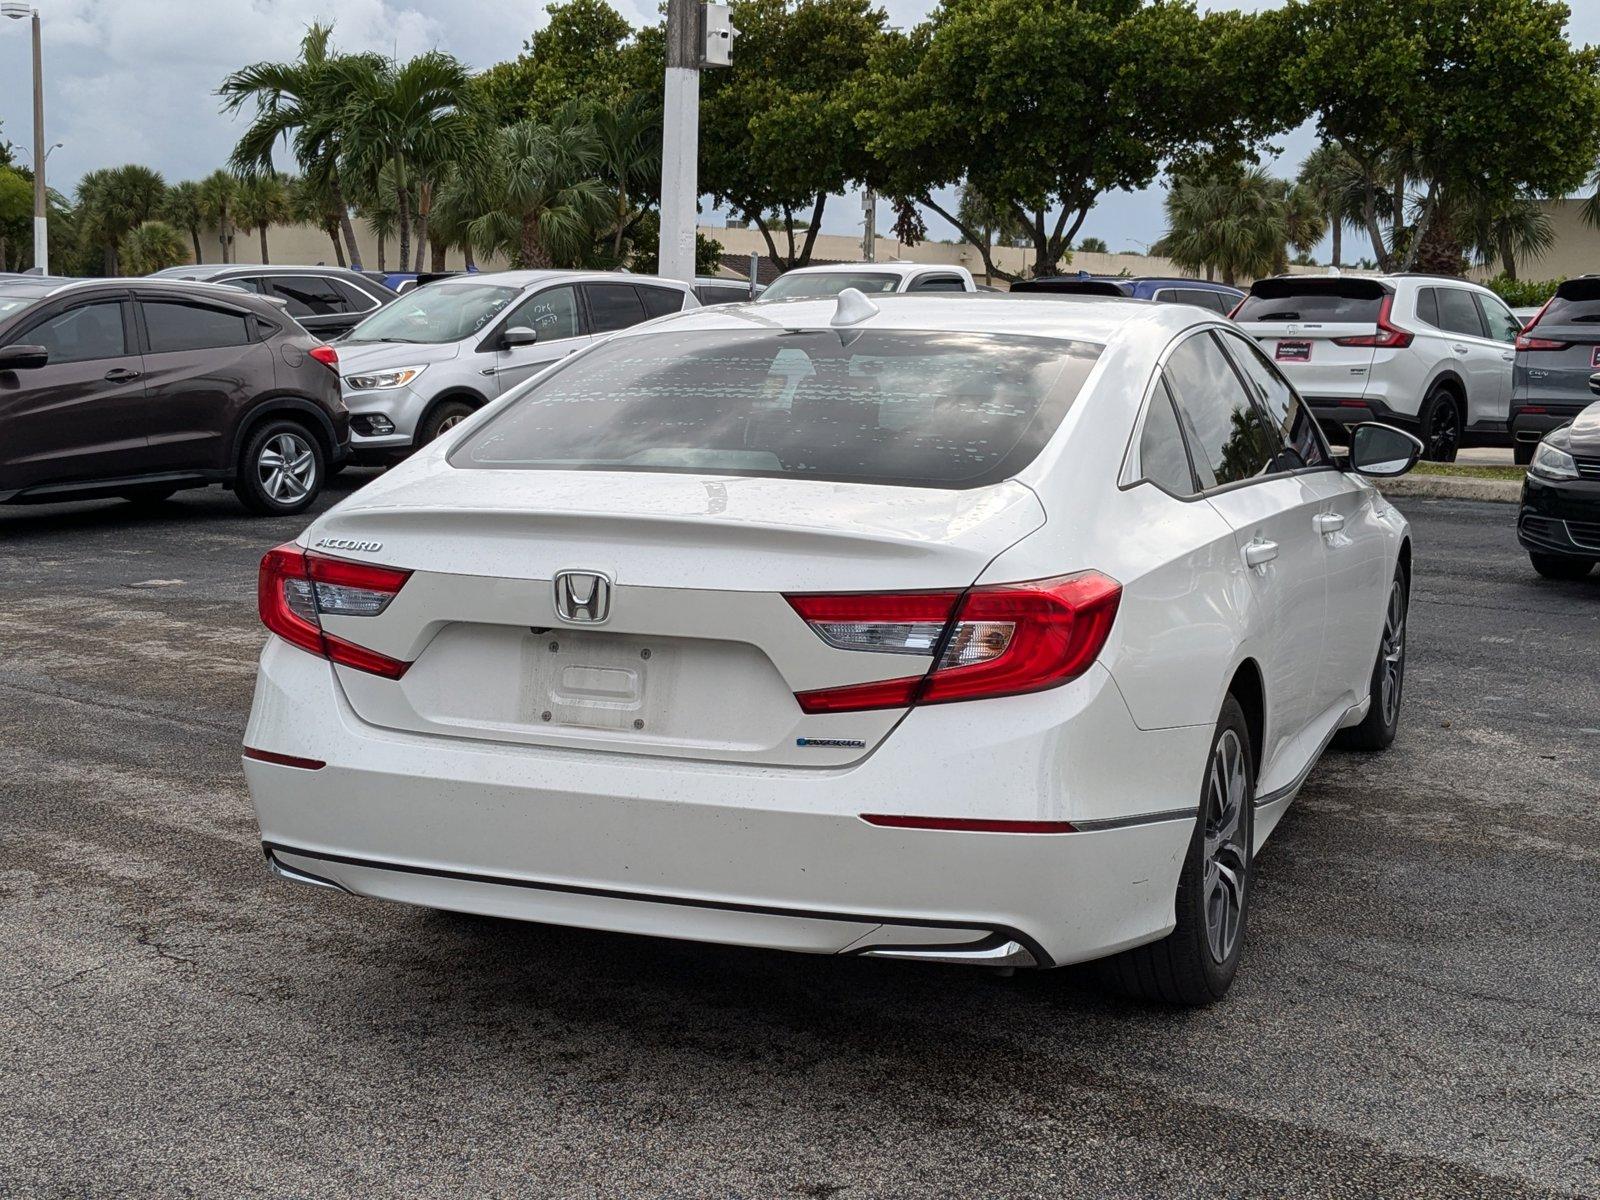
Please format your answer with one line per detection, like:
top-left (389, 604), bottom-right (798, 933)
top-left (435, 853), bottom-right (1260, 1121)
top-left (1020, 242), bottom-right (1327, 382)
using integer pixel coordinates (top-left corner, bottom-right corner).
top-left (258, 543), bottom-right (412, 678)
top-left (1515, 333), bottom-right (1569, 351)
top-left (309, 344), bottom-right (339, 371)
top-left (1333, 295), bottom-right (1413, 348)
top-left (788, 572), bottom-right (1121, 714)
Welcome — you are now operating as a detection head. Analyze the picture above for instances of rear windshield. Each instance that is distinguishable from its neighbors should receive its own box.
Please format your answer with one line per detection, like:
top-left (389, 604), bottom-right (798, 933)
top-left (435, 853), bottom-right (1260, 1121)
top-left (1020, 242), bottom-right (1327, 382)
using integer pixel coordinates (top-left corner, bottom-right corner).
top-left (451, 328), bottom-right (1102, 489)
top-left (1011, 279), bottom-right (1127, 296)
top-left (1536, 279), bottom-right (1600, 326)
top-left (1235, 280), bottom-right (1386, 323)
top-left (344, 282), bottom-right (519, 344)
top-left (761, 272), bottom-right (900, 300)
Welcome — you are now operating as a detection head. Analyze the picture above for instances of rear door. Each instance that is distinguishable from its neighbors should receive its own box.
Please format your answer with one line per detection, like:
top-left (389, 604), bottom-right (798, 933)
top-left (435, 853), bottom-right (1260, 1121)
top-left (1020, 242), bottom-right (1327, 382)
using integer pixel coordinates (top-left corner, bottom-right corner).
top-left (0, 294), bottom-right (148, 489)
top-left (1164, 328), bottom-right (1329, 766)
top-left (1514, 279), bottom-right (1600, 414)
top-left (136, 294), bottom-right (275, 471)
top-left (1430, 285), bottom-right (1509, 425)
top-left (1234, 278), bottom-right (1388, 401)
top-left (484, 283), bottom-right (589, 393)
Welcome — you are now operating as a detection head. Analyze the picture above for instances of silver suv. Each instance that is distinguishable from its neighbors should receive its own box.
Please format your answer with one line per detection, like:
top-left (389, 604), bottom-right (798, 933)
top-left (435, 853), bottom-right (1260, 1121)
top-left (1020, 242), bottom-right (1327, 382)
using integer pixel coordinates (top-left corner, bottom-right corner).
top-left (335, 270), bottom-right (699, 459)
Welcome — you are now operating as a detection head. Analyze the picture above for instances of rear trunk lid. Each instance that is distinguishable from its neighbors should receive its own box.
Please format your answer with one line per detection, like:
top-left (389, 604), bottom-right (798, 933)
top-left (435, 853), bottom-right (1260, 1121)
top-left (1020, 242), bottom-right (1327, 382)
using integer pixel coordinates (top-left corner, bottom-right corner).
top-left (1234, 277), bottom-right (1388, 400)
top-left (304, 468), bottom-right (1046, 767)
top-left (1515, 279), bottom-right (1600, 409)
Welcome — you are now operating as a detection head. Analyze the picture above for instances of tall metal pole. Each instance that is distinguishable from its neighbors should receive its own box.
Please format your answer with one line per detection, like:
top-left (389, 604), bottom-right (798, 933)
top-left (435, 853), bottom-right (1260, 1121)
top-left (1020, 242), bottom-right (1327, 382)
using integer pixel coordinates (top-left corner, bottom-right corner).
top-left (30, 8), bottom-right (46, 274)
top-left (657, 0), bottom-right (701, 283)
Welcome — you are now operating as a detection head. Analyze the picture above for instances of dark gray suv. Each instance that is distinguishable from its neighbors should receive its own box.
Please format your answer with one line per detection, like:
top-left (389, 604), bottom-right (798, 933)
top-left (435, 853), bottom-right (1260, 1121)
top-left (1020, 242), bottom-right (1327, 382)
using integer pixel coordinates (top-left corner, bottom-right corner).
top-left (0, 277), bottom-right (349, 515)
top-left (148, 265), bottom-right (397, 339)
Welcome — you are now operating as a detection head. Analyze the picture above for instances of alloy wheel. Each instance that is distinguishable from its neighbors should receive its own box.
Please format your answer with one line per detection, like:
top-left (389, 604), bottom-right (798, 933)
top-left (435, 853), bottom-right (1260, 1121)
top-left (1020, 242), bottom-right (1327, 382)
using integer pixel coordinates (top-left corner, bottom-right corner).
top-left (1202, 729), bottom-right (1249, 965)
top-left (1427, 402), bottom-right (1459, 460)
top-left (1380, 579), bottom-right (1406, 726)
top-left (435, 412), bottom-right (468, 436)
top-left (257, 432), bottom-right (317, 505)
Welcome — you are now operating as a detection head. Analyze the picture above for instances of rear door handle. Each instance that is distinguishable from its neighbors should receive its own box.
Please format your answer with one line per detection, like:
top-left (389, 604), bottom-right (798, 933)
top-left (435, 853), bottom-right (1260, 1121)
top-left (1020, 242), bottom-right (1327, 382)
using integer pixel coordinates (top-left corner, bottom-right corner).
top-left (1314, 512), bottom-right (1346, 536)
top-left (104, 367), bottom-right (141, 382)
top-left (1452, 343), bottom-right (1469, 355)
top-left (1243, 538), bottom-right (1279, 571)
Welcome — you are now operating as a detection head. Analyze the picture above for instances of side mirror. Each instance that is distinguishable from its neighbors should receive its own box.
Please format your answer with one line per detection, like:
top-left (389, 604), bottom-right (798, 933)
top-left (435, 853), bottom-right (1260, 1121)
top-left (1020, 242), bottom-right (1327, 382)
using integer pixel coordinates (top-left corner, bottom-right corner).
top-left (1348, 422), bottom-right (1423, 477)
top-left (502, 326), bottom-right (539, 349)
top-left (0, 344), bottom-right (48, 371)
top-left (1588, 372), bottom-right (1600, 398)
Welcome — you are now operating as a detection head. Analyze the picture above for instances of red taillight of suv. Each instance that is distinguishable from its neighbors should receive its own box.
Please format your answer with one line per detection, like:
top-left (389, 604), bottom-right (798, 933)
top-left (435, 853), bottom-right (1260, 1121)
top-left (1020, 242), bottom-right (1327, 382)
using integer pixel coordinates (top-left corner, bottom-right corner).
top-left (258, 543), bottom-right (412, 679)
top-left (786, 572), bottom-right (1122, 714)
top-left (309, 345), bottom-right (339, 371)
top-left (1332, 295), bottom-right (1413, 349)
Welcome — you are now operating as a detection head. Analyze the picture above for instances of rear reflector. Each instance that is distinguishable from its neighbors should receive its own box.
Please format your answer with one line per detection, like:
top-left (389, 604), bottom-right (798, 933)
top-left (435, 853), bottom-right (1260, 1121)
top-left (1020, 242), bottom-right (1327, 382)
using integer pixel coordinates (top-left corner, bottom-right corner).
top-left (861, 814), bottom-right (1077, 834)
top-left (788, 572), bottom-right (1121, 713)
top-left (258, 543), bottom-right (412, 678)
top-left (243, 747), bottom-right (326, 770)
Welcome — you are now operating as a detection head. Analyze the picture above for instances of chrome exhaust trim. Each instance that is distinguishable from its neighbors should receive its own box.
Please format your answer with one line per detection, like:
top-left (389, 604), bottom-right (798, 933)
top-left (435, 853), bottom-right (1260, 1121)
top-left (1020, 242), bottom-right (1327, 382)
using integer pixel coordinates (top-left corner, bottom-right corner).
top-left (265, 849), bottom-right (350, 893)
top-left (859, 937), bottom-right (1038, 969)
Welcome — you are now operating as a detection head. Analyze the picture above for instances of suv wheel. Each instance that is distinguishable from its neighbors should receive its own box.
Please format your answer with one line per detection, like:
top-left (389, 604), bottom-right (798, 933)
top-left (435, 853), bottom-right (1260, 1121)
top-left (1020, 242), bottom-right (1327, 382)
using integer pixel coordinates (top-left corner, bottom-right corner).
top-left (418, 399), bottom-right (475, 447)
top-left (1418, 387), bottom-right (1461, 462)
top-left (235, 420), bottom-right (324, 516)
top-left (1095, 695), bottom-right (1254, 1006)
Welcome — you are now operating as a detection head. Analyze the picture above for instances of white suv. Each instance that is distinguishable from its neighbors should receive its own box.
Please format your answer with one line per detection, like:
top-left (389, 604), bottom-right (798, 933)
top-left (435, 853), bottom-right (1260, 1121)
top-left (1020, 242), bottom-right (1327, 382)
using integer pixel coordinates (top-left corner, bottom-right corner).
top-left (1235, 274), bottom-right (1521, 461)
top-left (760, 262), bottom-right (977, 300)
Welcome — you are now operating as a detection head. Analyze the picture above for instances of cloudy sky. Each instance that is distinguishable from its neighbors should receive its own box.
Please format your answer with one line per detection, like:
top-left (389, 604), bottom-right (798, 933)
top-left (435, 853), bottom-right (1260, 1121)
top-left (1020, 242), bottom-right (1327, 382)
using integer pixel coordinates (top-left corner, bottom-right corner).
top-left (2, 0), bottom-right (1597, 256)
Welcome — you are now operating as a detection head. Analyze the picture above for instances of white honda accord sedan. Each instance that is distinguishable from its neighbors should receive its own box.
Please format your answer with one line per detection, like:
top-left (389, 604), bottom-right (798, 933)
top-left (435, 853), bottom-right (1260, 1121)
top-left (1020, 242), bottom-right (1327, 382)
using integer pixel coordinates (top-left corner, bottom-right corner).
top-left (244, 292), bottom-right (1419, 1005)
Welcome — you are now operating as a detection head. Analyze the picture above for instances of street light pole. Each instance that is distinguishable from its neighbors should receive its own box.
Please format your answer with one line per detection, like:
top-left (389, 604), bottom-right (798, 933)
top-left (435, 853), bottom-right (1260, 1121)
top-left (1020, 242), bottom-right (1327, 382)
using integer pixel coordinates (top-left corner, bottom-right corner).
top-left (657, 0), bottom-right (734, 283)
top-left (3, 3), bottom-right (46, 274)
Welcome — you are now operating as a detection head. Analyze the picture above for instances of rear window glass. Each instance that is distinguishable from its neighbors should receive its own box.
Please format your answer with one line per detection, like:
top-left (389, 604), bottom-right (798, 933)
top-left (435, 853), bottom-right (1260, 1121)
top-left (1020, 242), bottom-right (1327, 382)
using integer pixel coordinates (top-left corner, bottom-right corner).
top-left (451, 328), bottom-right (1102, 490)
top-left (1538, 280), bottom-right (1600, 325)
top-left (761, 272), bottom-right (900, 299)
top-left (1235, 284), bottom-right (1384, 323)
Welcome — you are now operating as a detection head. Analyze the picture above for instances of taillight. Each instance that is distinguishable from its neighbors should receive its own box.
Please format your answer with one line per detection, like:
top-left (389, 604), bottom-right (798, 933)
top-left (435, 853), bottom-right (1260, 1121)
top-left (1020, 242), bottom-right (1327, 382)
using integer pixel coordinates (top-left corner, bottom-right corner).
top-left (258, 543), bottom-right (412, 678)
top-left (1332, 294), bottom-right (1412, 348)
top-left (309, 345), bottom-right (339, 371)
top-left (1515, 333), bottom-right (1569, 351)
top-left (786, 572), bottom-right (1121, 714)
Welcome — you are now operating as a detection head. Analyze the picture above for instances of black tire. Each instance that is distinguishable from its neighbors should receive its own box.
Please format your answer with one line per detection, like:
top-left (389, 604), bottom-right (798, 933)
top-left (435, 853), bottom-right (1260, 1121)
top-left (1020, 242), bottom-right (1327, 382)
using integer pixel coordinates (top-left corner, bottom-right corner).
top-left (1418, 387), bottom-right (1462, 463)
top-left (119, 486), bottom-right (178, 507)
top-left (1335, 565), bottom-right (1409, 751)
top-left (1096, 696), bottom-right (1255, 1006)
top-left (1513, 442), bottom-right (1535, 467)
top-left (1529, 553), bottom-right (1594, 580)
top-left (417, 399), bottom-right (475, 447)
top-left (233, 419), bottom-right (325, 516)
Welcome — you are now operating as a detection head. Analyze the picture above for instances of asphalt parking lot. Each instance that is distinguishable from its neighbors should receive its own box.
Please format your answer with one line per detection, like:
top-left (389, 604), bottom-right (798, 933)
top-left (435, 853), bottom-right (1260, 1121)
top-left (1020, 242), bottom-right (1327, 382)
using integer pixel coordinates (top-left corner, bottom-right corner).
top-left (1, 480), bottom-right (1596, 1199)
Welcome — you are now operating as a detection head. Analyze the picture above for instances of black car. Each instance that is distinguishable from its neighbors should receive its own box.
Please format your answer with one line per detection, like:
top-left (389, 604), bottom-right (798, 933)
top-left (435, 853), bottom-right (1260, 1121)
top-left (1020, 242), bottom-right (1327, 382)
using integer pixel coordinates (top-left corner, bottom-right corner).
top-left (1517, 387), bottom-right (1600, 579)
top-left (147, 265), bottom-right (397, 339)
top-left (0, 276), bottom-right (348, 515)
top-left (1010, 273), bottom-right (1245, 314)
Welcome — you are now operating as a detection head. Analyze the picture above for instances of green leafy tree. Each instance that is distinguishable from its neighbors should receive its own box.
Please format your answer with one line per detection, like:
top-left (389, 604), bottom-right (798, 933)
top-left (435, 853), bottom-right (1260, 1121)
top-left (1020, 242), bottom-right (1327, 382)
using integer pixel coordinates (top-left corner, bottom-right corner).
top-left (1158, 164), bottom-right (1291, 285)
top-left (198, 169), bottom-right (239, 264)
top-left (234, 174), bottom-right (293, 263)
top-left (1076, 237), bottom-right (1108, 254)
top-left (120, 220), bottom-right (190, 274)
top-left (220, 23), bottom-right (373, 269)
top-left (1295, 142), bottom-right (1366, 268)
top-left (0, 166), bottom-right (30, 270)
top-left (702, 0), bottom-right (888, 270)
top-left (477, 0), bottom-right (646, 124)
top-left (161, 181), bottom-right (208, 265)
top-left (859, 0), bottom-right (1301, 280)
top-left (287, 173), bottom-right (351, 266)
top-left (77, 164), bottom-right (167, 274)
top-left (590, 94), bottom-right (661, 264)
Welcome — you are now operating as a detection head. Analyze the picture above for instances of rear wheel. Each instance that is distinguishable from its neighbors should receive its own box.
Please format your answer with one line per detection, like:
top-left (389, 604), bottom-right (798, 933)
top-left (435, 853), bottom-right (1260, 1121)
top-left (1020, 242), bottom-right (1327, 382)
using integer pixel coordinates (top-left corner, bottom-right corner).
top-left (1529, 553), bottom-right (1594, 580)
top-left (1096, 696), bottom-right (1254, 1006)
top-left (1335, 567), bottom-right (1408, 751)
top-left (417, 399), bottom-right (474, 447)
top-left (1418, 387), bottom-right (1461, 462)
top-left (1513, 442), bottom-right (1535, 467)
top-left (234, 419), bottom-right (324, 516)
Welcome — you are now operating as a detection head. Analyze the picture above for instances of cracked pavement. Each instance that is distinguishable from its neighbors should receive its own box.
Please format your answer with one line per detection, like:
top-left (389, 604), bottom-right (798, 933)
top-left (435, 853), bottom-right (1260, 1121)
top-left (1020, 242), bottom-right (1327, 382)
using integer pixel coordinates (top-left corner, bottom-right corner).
top-left (0, 483), bottom-right (1596, 1198)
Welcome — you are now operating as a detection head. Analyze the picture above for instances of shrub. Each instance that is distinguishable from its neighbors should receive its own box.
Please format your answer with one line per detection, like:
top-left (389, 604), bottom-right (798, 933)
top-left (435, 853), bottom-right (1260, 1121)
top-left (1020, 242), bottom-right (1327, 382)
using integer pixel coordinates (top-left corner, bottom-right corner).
top-left (1483, 274), bottom-right (1560, 309)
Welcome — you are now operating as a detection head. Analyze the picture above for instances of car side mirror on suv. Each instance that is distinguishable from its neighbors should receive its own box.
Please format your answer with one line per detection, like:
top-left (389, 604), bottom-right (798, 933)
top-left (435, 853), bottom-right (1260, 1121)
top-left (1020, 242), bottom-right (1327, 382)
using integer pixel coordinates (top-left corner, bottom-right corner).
top-left (1348, 422), bottom-right (1423, 477)
top-left (0, 344), bottom-right (49, 371)
top-left (501, 326), bottom-right (539, 349)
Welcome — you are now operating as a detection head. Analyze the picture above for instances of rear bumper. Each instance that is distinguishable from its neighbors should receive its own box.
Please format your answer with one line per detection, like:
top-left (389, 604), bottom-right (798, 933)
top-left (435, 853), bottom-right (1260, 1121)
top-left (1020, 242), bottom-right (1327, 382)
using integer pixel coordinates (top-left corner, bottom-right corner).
top-left (244, 639), bottom-right (1209, 968)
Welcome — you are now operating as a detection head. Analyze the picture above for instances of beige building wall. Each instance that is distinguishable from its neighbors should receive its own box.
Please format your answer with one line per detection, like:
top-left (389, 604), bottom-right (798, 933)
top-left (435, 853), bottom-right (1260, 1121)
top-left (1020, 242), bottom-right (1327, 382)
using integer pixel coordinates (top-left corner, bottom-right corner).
top-left (195, 223), bottom-right (509, 273)
top-left (1515, 200), bottom-right (1600, 281)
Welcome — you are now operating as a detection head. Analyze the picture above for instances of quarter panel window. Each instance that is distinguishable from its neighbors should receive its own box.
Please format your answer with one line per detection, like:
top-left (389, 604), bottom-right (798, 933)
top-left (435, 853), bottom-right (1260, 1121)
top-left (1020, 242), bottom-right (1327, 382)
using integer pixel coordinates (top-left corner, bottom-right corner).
top-left (268, 276), bottom-right (351, 316)
top-left (504, 286), bottom-right (580, 342)
top-left (584, 283), bottom-right (647, 333)
top-left (1475, 293), bottom-right (1522, 343)
top-left (637, 285), bottom-right (686, 319)
top-left (144, 301), bottom-right (253, 352)
top-left (1163, 332), bottom-right (1282, 489)
top-left (1138, 381), bottom-right (1199, 495)
top-left (20, 301), bottom-right (127, 364)
top-left (1416, 288), bottom-right (1441, 328)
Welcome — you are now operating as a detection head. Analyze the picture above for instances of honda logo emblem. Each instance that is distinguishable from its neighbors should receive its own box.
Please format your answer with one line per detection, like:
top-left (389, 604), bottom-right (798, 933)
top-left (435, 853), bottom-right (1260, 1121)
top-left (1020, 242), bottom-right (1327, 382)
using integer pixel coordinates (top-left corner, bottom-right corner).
top-left (553, 570), bottom-right (612, 624)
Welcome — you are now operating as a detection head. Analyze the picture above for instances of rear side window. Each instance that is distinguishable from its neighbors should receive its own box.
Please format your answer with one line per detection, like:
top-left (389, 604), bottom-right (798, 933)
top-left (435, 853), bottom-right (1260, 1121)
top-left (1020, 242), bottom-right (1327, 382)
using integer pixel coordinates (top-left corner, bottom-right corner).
top-left (144, 301), bottom-right (252, 352)
top-left (20, 300), bottom-right (127, 364)
top-left (451, 328), bottom-right (1102, 490)
top-left (1235, 283), bottom-right (1384, 323)
top-left (637, 285), bottom-right (686, 319)
top-left (1435, 288), bottom-right (1486, 338)
top-left (1138, 382), bottom-right (1199, 495)
top-left (695, 284), bottom-right (750, 306)
top-left (269, 276), bottom-right (350, 316)
top-left (1475, 293), bottom-right (1522, 344)
top-left (1163, 332), bottom-right (1282, 489)
top-left (585, 283), bottom-right (647, 333)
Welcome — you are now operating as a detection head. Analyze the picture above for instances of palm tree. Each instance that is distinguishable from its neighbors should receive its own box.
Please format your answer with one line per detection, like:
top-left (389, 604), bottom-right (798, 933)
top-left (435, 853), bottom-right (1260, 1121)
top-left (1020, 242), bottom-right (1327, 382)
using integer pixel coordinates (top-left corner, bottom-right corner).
top-left (1457, 192), bottom-right (1554, 281)
top-left (332, 50), bottom-right (476, 272)
top-left (1077, 237), bottom-right (1108, 254)
top-left (288, 174), bottom-right (348, 266)
top-left (1158, 165), bottom-right (1288, 286)
top-left (120, 220), bottom-right (189, 274)
top-left (588, 95), bottom-right (660, 263)
top-left (77, 164), bottom-right (166, 274)
top-left (198, 170), bottom-right (238, 263)
top-left (234, 174), bottom-right (292, 263)
top-left (1277, 179), bottom-right (1327, 273)
top-left (161, 181), bottom-right (207, 264)
top-left (220, 23), bottom-right (372, 269)
top-left (1297, 143), bottom-right (1364, 269)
